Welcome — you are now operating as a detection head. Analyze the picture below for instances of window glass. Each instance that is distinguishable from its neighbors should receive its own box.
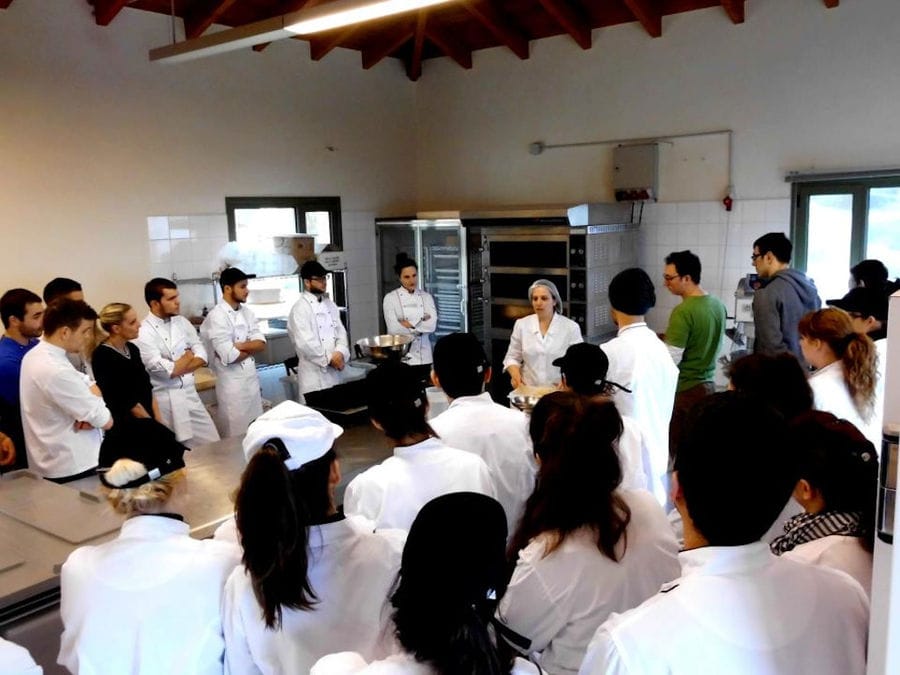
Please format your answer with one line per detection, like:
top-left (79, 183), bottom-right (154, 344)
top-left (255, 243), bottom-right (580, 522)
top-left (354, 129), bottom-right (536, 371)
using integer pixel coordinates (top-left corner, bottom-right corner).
top-left (866, 187), bottom-right (900, 278)
top-left (806, 194), bottom-right (853, 301)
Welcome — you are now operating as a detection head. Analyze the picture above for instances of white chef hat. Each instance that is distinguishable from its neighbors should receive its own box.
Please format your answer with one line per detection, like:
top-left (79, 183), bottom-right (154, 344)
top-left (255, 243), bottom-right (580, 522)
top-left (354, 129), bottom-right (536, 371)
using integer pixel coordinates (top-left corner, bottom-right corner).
top-left (242, 401), bottom-right (344, 471)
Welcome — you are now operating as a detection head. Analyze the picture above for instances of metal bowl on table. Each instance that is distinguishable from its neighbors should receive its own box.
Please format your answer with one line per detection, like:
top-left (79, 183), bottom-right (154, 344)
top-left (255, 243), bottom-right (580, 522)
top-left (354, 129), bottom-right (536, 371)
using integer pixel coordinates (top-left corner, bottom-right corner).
top-left (508, 385), bottom-right (557, 413)
top-left (354, 334), bottom-right (414, 361)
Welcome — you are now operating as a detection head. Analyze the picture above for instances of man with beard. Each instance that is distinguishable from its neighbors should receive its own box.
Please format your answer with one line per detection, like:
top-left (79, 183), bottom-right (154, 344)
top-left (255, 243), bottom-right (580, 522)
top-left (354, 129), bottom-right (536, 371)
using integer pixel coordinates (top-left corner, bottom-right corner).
top-left (200, 268), bottom-right (266, 437)
top-left (0, 288), bottom-right (44, 469)
top-left (135, 278), bottom-right (220, 447)
top-left (288, 260), bottom-right (349, 397)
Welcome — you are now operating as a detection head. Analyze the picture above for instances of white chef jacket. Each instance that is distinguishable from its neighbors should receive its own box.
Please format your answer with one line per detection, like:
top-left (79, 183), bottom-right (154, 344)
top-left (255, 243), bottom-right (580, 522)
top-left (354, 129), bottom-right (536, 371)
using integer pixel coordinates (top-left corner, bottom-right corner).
top-left (19, 340), bottom-right (111, 479)
top-left (498, 490), bottom-right (680, 675)
top-left (200, 300), bottom-right (266, 437)
top-left (503, 314), bottom-right (583, 387)
top-left (135, 313), bottom-right (219, 446)
top-left (784, 535), bottom-right (872, 598)
top-left (288, 291), bottom-right (351, 395)
top-left (58, 515), bottom-right (241, 675)
top-left (343, 437), bottom-right (495, 531)
top-left (382, 288), bottom-right (438, 366)
top-left (429, 392), bottom-right (535, 534)
top-left (578, 541), bottom-right (869, 675)
top-left (617, 415), bottom-right (650, 493)
top-left (312, 651), bottom-right (540, 674)
top-left (601, 323), bottom-right (677, 506)
top-left (223, 515), bottom-right (405, 675)
top-left (310, 652), bottom-right (539, 675)
top-left (0, 637), bottom-right (42, 675)
top-left (808, 360), bottom-right (880, 450)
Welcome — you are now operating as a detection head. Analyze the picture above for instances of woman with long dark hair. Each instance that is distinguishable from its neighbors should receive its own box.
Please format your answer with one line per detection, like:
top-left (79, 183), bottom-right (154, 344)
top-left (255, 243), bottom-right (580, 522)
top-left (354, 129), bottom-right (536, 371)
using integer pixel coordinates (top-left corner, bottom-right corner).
top-left (223, 403), bottom-right (405, 673)
top-left (771, 410), bottom-right (878, 596)
top-left (383, 253), bottom-right (438, 376)
top-left (312, 492), bottom-right (538, 675)
top-left (497, 392), bottom-right (680, 674)
top-left (343, 361), bottom-right (494, 530)
top-left (798, 307), bottom-right (881, 447)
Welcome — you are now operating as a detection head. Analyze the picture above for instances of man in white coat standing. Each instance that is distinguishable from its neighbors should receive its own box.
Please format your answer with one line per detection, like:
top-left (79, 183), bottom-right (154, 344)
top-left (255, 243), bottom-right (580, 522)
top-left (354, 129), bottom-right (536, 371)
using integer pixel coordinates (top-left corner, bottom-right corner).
top-left (200, 267), bottom-right (266, 438)
top-left (135, 278), bottom-right (219, 448)
top-left (579, 392), bottom-right (869, 675)
top-left (429, 332), bottom-right (534, 534)
top-left (20, 298), bottom-right (112, 481)
top-left (288, 260), bottom-right (350, 397)
top-left (600, 268), bottom-right (678, 506)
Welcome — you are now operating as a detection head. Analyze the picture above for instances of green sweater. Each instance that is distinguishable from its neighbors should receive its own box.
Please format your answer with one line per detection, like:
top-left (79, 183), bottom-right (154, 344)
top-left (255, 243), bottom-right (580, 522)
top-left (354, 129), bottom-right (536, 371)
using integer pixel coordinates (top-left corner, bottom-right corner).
top-left (665, 294), bottom-right (727, 392)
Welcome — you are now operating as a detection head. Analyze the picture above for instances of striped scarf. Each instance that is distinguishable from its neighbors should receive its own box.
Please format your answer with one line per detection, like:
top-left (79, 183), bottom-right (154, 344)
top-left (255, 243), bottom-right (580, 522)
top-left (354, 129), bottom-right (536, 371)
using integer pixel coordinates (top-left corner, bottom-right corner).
top-left (770, 510), bottom-right (865, 555)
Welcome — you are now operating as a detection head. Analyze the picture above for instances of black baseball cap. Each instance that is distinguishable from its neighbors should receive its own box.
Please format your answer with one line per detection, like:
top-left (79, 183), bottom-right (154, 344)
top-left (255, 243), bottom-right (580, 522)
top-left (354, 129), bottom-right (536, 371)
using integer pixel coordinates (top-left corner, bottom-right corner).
top-left (827, 287), bottom-right (888, 321)
top-left (300, 260), bottom-right (330, 279)
top-left (553, 343), bottom-right (608, 381)
top-left (219, 267), bottom-right (256, 289)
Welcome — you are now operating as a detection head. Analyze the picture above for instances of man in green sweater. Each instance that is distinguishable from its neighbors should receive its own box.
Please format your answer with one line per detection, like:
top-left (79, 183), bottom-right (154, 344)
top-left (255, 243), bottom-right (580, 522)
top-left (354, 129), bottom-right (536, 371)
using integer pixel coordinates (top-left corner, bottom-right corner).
top-left (662, 250), bottom-right (726, 455)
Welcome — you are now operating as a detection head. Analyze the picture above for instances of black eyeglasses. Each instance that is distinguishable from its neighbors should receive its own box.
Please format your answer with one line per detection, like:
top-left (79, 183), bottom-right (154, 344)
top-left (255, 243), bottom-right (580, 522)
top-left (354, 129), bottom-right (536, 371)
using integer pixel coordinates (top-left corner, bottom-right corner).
top-left (663, 273), bottom-right (681, 282)
top-left (750, 253), bottom-right (762, 262)
top-left (309, 275), bottom-right (328, 282)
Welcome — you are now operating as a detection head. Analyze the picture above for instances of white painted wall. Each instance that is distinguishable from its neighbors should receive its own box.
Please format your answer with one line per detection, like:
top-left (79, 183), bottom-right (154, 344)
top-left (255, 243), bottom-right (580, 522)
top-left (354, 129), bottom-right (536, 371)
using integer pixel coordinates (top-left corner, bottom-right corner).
top-left (0, 0), bottom-right (416, 338)
top-left (413, 0), bottom-right (900, 208)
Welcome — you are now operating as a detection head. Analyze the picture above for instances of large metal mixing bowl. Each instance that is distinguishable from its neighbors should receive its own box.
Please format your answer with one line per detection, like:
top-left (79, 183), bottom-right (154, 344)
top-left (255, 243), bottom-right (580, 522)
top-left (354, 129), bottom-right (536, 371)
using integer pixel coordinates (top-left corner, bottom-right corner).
top-left (354, 334), bottom-right (414, 360)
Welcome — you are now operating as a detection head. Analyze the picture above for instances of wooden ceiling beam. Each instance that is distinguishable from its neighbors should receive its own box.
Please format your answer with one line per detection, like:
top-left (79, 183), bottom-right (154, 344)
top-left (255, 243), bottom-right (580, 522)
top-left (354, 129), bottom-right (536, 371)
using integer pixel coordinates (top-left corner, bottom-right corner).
top-left (621, 0), bottom-right (662, 38)
top-left (0, 0), bottom-right (15, 9)
top-left (537, 0), bottom-right (591, 49)
top-left (92, 0), bottom-right (130, 26)
top-left (361, 22), bottom-right (415, 70)
top-left (461, 0), bottom-right (529, 60)
top-left (823, 0), bottom-right (839, 7)
top-left (184, 0), bottom-right (239, 40)
top-left (424, 22), bottom-right (473, 69)
top-left (308, 26), bottom-right (359, 61)
top-left (720, 0), bottom-right (744, 24)
top-left (406, 12), bottom-right (428, 81)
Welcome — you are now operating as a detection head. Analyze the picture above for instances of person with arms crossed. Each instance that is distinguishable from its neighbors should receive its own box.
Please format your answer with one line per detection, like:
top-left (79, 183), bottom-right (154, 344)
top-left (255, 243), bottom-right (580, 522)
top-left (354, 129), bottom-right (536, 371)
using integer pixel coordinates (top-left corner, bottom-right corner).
top-left (383, 253), bottom-right (438, 380)
top-left (579, 392), bottom-right (869, 675)
top-left (0, 288), bottom-right (44, 470)
top-left (200, 267), bottom-right (266, 437)
top-left (20, 299), bottom-right (112, 482)
top-left (289, 260), bottom-right (350, 397)
top-left (135, 278), bottom-right (219, 447)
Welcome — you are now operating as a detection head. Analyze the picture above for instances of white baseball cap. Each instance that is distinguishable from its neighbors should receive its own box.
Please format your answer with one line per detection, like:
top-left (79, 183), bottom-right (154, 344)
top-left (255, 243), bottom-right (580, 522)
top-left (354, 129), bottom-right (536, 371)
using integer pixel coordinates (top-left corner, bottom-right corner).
top-left (242, 401), bottom-right (344, 470)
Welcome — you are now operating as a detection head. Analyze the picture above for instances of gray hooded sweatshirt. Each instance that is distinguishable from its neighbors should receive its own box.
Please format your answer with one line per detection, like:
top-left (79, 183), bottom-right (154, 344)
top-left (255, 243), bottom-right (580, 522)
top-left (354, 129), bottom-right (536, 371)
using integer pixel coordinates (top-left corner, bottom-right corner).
top-left (752, 268), bottom-right (821, 363)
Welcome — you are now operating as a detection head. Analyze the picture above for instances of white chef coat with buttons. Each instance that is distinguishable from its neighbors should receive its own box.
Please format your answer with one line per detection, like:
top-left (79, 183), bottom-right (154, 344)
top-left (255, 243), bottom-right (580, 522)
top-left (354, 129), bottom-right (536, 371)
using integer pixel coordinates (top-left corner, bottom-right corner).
top-left (809, 359), bottom-right (881, 450)
top-left (311, 651), bottom-right (540, 674)
top-left (600, 323), bottom-right (678, 506)
top-left (20, 340), bottom-right (111, 479)
top-left (503, 314), bottom-right (583, 388)
top-left (289, 291), bottom-right (351, 395)
top-left (58, 515), bottom-right (241, 675)
top-left (200, 300), bottom-right (266, 437)
top-left (498, 489), bottom-right (680, 675)
top-left (0, 637), bottom-right (42, 675)
top-left (135, 313), bottom-right (219, 446)
top-left (382, 288), bottom-right (438, 366)
top-left (343, 437), bottom-right (495, 531)
top-left (429, 391), bottom-right (535, 535)
top-left (784, 534), bottom-right (872, 598)
top-left (578, 541), bottom-right (869, 675)
top-left (223, 515), bottom-right (405, 675)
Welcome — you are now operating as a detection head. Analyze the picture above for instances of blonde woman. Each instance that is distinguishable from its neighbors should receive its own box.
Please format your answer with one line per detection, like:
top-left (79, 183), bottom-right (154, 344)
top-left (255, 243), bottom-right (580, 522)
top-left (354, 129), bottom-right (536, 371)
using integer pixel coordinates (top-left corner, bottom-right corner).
top-left (58, 451), bottom-right (240, 674)
top-left (798, 307), bottom-right (881, 449)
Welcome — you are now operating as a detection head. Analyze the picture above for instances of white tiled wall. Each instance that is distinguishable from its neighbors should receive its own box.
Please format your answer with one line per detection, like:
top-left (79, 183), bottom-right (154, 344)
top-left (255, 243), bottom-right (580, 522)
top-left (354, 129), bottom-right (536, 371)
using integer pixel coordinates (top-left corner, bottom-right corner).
top-left (341, 210), bottom-right (379, 342)
top-left (637, 198), bottom-right (791, 333)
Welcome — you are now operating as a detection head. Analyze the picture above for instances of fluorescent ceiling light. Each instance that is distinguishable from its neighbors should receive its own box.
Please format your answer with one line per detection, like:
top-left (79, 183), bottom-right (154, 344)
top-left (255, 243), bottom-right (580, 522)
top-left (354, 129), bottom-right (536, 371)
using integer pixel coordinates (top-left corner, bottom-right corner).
top-left (285, 0), bottom-right (454, 35)
top-left (150, 0), bottom-right (455, 64)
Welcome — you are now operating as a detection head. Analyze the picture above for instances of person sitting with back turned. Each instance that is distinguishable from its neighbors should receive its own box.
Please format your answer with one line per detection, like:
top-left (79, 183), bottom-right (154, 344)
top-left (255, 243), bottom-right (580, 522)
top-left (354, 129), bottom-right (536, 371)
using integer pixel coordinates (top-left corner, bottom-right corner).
top-left (553, 343), bottom-right (647, 492)
top-left (600, 268), bottom-right (678, 506)
top-left (135, 277), bottom-right (219, 448)
top-left (200, 267), bottom-right (267, 437)
top-left (343, 360), bottom-right (494, 531)
top-left (771, 411), bottom-right (878, 597)
top-left (0, 288), bottom-right (44, 470)
top-left (661, 250), bottom-right (726, 450)
top-left (429, 332), bottom-right (534, 535)
top-left (578, 392), bottom-right (869, 675)
top-left (750, 232), bottom-right (821, 366)
top-left (20, 299), bottom-right (112, 482)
